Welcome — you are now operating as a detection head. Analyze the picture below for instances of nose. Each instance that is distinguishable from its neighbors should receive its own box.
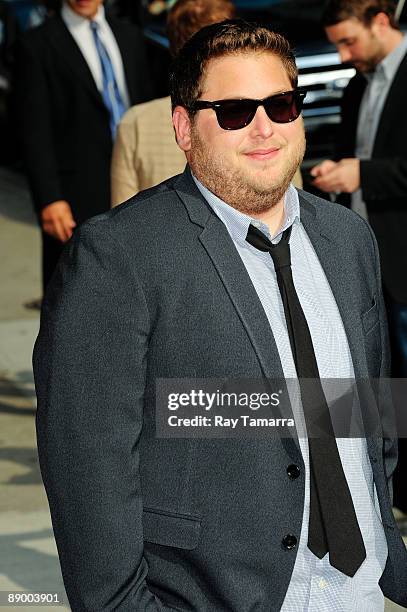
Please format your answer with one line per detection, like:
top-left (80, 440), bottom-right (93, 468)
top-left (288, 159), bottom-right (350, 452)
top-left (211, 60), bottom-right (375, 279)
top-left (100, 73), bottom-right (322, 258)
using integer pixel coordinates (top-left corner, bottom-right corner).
top-left (338, 46), bottom-right (352, 64)
top-left (249, 104), bottom-right (275, 138)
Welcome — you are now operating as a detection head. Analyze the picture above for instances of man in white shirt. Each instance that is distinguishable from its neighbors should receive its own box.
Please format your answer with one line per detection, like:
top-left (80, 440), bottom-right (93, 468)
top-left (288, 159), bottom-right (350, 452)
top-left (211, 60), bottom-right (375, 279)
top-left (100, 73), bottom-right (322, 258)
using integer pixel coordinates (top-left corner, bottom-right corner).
top-left (15, 0), bottom-right (152, 290)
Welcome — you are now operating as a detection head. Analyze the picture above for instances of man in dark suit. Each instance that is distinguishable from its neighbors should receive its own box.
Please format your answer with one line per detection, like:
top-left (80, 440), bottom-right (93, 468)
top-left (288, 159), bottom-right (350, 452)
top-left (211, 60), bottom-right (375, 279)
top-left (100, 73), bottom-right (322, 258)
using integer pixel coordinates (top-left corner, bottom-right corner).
top-left (0, 0), bottom-right (19, 164)
top-left (311, 0), bottom-right (407, 513)
top-left (15, 0), bottom-right (151, 291)
top-left (34, 19), bottom-right (407, 611)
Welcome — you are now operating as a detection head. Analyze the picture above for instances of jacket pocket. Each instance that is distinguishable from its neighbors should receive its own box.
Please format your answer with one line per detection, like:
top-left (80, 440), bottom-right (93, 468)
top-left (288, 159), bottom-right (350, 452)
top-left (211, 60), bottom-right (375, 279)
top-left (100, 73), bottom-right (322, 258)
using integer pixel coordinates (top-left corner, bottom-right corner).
top-left (142, 506), bottom-right (201, 550)
top-left (362, 297), bottom-right (379, 334)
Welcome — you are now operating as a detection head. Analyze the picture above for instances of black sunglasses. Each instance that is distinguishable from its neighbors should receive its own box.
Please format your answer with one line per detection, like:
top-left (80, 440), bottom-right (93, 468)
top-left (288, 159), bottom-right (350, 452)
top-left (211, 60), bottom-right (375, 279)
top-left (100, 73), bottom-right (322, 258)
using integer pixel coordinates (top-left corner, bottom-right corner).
top-left (190, 89), bottom-right (307, 130)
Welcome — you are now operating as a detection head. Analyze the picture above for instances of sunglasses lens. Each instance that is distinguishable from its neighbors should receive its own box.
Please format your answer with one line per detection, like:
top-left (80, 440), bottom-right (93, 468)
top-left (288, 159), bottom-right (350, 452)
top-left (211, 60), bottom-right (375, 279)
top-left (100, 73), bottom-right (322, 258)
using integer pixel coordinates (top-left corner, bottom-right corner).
top-left (265, 92), bottom-right (303, 123)
top-left (208, 91), bottom-right (305, 130)
top-left (216, 100), bottom-right (256, 130)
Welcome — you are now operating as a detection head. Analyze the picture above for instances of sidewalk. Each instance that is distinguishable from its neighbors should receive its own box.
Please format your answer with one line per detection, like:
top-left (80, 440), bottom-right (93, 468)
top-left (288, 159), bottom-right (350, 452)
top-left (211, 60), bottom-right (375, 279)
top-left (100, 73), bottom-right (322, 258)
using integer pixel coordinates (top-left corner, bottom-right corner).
top-left (0, 166), bottom-right (406, 611)
top-left (0, 167), bottom-right (69, 611)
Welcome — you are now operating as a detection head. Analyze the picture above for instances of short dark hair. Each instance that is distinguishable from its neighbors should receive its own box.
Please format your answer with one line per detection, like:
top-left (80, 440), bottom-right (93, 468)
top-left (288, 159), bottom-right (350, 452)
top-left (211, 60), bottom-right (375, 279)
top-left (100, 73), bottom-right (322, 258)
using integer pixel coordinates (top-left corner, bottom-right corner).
top-left (167, 0), bottom-right (236, 56)
top-left (170, 19), bottom-right (298, 114)
top-left (322, 0), bottom-right (399, 28)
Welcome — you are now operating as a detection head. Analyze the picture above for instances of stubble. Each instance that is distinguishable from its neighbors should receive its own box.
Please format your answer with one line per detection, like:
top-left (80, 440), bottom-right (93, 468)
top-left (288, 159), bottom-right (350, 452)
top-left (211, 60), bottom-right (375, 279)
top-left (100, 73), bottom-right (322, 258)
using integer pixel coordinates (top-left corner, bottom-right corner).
top-left (188, 124), bottom-right (306, 215)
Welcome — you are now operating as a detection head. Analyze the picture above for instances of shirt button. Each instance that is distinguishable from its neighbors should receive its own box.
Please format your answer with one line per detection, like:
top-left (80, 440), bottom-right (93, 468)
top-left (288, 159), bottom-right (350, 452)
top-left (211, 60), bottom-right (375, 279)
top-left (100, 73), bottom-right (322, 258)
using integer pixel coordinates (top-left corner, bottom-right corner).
top-left (282, 534), bottom-right (297, 550)
top-left (287, 464), bottom-right (301, 479)
top-left (318, 578), bottom-right (328, 590)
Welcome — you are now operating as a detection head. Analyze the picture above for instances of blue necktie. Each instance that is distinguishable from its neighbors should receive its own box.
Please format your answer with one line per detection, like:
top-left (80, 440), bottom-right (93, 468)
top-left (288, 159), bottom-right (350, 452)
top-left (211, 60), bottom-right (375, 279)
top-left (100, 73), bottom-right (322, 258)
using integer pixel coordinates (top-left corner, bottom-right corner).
top-left (90, 20), bottom-right (126, 138)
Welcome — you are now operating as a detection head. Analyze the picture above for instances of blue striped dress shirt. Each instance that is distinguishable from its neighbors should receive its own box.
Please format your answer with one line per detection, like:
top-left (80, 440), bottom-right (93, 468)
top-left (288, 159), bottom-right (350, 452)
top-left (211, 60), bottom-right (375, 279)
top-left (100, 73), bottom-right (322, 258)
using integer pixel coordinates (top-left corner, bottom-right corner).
top-left (193, 175), bottom-right (388, 611)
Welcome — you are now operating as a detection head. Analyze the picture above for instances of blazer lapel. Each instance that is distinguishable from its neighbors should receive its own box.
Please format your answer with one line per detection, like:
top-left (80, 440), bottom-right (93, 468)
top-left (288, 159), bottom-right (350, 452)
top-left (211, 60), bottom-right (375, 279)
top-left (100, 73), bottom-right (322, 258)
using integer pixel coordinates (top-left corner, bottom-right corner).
top-left (299, 194), bottom-right (369, 378)
top-left (174, 170), bottom-right (379, 454)
top-left (173, 170), bottom-right (308, 459)
top-left (174, 169), bottom-right (285, 381)
top-left (45, 16), bottom-right (106, 110)
top-left (373, 51), bottom-right (407, 154)
top-left (300, 198), bottom-right (387, 462)
top-left (107, 18), bottom-right (137, 103)
top-left (174, 172), bottom-right (370, 380)
top-left (339, 74), bottom-right (366, 158)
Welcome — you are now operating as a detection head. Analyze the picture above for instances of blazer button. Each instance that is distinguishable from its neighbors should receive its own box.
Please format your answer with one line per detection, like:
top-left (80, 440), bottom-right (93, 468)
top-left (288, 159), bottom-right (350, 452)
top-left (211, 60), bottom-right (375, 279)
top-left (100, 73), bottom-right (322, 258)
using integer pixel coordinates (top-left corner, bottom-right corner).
top-left (282, 534), bottom-right (297, 550)
top-left (287, 464), bottom-right (301, 479)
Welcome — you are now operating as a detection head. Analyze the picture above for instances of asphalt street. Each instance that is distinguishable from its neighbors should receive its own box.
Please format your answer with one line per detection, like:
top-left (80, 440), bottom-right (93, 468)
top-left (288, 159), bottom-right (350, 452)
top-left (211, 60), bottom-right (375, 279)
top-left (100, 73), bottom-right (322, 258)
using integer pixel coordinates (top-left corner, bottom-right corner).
top-left (0, 165), bottom-right (405, 612)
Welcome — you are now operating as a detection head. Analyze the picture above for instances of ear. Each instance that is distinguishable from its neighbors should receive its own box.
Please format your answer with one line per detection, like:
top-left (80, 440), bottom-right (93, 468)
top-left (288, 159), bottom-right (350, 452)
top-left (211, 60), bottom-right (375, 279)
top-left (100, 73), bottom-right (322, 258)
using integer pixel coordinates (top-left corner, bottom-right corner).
top-left (371, 11), bottom-right (390, 30)
top-left (173, 106), bottom-right (192, 152)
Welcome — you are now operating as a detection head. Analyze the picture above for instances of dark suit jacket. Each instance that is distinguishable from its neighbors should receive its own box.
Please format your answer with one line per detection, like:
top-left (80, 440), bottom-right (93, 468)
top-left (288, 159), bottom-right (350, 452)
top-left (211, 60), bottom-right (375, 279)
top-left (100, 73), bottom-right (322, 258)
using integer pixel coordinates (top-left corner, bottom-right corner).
top-left (34, 169), bottom-right (407, 611)
top-left (336, 52), bottom-right (407, 303)
top-left (14, 14), bottom-right (152, 223)
top-left (0, 0), bottom-right (19, 79)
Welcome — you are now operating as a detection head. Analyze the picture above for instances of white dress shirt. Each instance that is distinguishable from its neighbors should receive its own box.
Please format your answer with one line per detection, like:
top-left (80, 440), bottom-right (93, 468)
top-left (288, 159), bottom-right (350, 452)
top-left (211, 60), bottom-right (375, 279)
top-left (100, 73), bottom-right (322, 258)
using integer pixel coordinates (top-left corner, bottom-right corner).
top-left (193, 176), bottom-right (388, 611)
top-left (61, 2), bottom-right (129, 108)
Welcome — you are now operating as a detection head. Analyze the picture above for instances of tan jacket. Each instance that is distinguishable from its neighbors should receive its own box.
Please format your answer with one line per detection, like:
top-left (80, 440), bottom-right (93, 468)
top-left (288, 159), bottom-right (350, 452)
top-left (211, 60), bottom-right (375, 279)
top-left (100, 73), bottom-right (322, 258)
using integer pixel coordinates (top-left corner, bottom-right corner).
top-left (111, 96), bottom-right (303, 207)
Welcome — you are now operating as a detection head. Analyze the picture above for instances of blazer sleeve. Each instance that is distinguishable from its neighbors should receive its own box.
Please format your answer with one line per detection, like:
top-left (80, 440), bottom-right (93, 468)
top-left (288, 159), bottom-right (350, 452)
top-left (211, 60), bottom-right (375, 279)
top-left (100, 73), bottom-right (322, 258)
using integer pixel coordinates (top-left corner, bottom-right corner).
top-left (34, 221), bottom-right (163, 611)
top-left (111, 113), bottom-right (140, 206)
top-left (15, 35), bottom-right (64, 211)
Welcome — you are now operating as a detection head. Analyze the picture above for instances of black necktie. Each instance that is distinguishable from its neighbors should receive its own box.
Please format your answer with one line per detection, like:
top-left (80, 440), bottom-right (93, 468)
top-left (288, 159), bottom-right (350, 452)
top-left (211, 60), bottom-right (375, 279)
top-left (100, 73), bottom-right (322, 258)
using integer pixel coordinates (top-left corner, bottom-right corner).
top-left (246, 223), bottom-right (366, 577)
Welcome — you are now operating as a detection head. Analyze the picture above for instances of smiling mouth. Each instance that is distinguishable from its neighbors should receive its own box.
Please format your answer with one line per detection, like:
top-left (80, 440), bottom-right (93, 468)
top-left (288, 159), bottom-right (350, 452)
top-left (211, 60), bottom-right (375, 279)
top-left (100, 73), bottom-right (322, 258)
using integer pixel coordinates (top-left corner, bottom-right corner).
top-left (245, 148), bottom-right (280, 161)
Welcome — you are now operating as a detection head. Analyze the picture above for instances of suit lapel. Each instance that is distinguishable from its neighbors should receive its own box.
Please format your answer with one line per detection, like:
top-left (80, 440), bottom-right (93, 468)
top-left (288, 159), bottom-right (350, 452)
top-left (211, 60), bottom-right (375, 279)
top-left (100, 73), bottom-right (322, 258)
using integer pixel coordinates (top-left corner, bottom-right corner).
top-left (174, 170), bottom-right (375, 455)
top-left (174, 171), bottom-right (369, 379)
top-left (107, 18), bottom-right (136, 103)
top-left (174, 170), bottom-right (303, 458)
top-left (300, 198), bottom-right (385, 458)
top-left (174, 169), bottom-right (285, 380)
top-left (45, 16), bottom-right (106, 110)
top-left (299, 194), bottom-right (369, 378)
top-left (341, 75), bottom-right (366, 157)
top-left (202, 216), bottom-right (288, 379)
top-left (373, 51), bottom-right (407, 154)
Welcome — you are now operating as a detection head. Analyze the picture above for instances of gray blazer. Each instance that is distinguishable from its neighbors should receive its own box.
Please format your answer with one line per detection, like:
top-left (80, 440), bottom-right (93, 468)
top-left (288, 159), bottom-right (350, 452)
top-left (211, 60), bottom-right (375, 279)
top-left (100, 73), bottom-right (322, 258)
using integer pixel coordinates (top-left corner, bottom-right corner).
top-left (34, 167), bottom-right (407, 611)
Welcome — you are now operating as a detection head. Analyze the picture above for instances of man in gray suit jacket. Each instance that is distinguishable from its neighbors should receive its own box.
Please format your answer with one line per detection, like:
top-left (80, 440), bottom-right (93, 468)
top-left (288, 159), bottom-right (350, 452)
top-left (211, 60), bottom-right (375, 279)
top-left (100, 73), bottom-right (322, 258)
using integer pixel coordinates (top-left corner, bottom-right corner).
top-left (34, 19), bottom-right (407, 611)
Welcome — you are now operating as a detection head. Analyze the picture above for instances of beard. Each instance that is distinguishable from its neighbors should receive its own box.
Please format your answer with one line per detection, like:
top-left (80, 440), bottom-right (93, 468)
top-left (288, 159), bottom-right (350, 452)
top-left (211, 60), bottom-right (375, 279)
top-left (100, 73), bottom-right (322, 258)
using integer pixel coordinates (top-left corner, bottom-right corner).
top-left (353, 56), bottom-right (380, 73)
top-left (187, 123), bottom-right (306, 216)
top-left (353, 35), bottom-right (386, 74)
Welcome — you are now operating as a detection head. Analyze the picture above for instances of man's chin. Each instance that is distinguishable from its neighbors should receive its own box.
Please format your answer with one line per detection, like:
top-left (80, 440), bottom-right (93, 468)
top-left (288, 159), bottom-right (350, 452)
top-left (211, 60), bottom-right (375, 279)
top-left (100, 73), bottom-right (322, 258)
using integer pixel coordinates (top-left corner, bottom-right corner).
top-left (353, 61), bottom-right (374, 73)
top-left (245, 171), bottom-right (293, 196)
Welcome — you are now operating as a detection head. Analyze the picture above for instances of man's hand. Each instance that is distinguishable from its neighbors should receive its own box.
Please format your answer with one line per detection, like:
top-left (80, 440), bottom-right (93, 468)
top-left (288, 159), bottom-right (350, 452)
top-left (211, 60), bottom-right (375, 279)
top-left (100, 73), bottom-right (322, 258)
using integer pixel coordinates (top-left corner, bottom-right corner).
top-left (41, 200), bottom-right (76, 242)
top-left (310, 158), bottom-right (360, 194)
top-left (310, 159), bottom-right (337, 178)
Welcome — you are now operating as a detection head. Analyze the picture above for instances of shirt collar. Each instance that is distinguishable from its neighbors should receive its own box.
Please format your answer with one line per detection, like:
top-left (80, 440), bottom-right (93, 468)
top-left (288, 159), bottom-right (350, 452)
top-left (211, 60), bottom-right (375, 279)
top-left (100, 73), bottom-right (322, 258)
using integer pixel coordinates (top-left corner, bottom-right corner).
top-left (192, 173), bottom-right (300, 244)
top-left (366, 33), bottom-right (407, 83)
top-left (62, 2), bottom-right (106, 30)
